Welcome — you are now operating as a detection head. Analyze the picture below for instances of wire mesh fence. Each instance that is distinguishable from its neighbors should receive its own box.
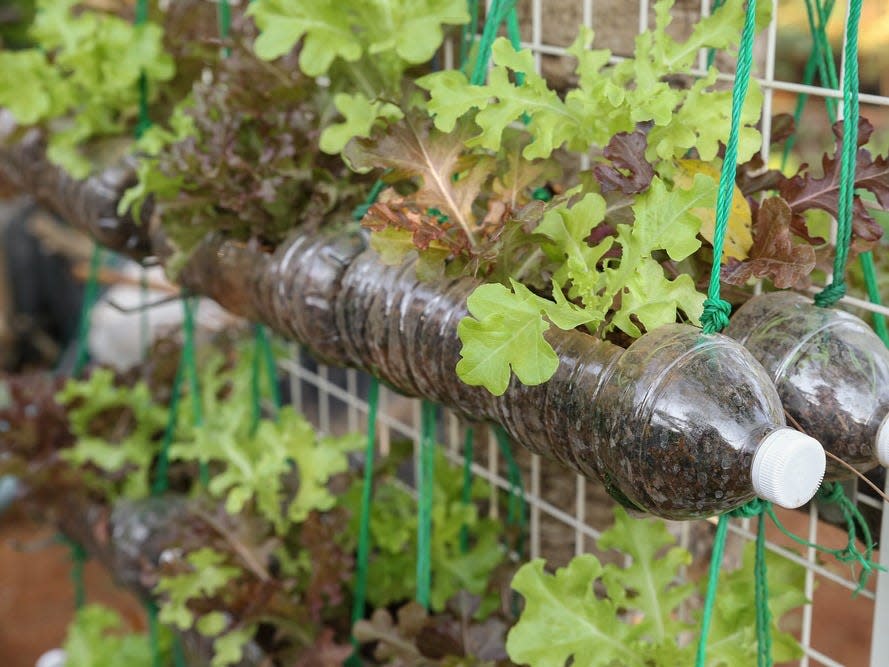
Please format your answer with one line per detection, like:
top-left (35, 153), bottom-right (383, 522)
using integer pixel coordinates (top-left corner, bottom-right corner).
top-left (280, 2), bottom-right (888, 665)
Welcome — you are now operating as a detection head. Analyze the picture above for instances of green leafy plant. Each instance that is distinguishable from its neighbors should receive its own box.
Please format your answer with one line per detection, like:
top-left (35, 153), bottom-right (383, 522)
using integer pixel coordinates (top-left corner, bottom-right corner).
top-left (62, 604), bottom-right (171, 667)
top-left (247, 0), bottom-right (469, 153)
top-left (155, 547), bottom-right (254, 667)
top-left (340, 445), bottom-right (506, 612)
top-left (169, 353), bottom-right (363, 533)
top-left (506, 508), bottom-right (805, 667)
top-left (57, 369), bottom-right (168, 499)
top-left (0, 0), bottom-right (174, 176)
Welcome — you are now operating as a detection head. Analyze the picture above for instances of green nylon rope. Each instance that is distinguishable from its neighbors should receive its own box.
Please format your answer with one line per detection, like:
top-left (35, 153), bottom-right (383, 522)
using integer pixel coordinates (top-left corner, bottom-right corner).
top-left (135, 0), bottom-right (151, 138)
top-left (350, 377), bottom-right (380, 656)
top-left (147, 599), bottom-right (162, 667)
top-left (470, 0), bottom-right (517, 86)
top-left (180, 296), bottom-right (208, 487)
top-left (65, 0), bottom-right (123, 606)
top-left (494, 426), bottom-right (528, 556)
top-left (250, 323), bottom-right (282, 434)
top-left (804, 0), bottom-right (839, 122)
top-left (780, 0), bottom-right (837, 167)
top-left (458, 0), bottom-right (531, 558)
top-left (58, 536), bottom-right (87, 611)
top-left (860, 252), bottom-right (889, 345)
top-left (696, 2), bottom-right (772, 665)
top-left (416, 401), bottom-right (438, 609)
top-left (459, 0), bottom-right (480, 72)
top-left (768, 484), bottom-right (880, 593)
top-left (152, 355), bottom-right (184, 496)
top-left (218, 0), bottom-right (232, 57)
top-left (814, 0), bottom-right (862, 307)
top-left (694, 514), bottom-right (729, 667)
top-left (704, 0), bottom-right (728, 69)
top-left (699, 0), bottom-right (758, 335)
top-left (793, 1), bottom-right (889, 342)
top-left (71, 246), bottom-right (103, 377)
top-left (349, 176), bottom-right (389, 652)
top-left (754, 514), bottom-right (772, 667)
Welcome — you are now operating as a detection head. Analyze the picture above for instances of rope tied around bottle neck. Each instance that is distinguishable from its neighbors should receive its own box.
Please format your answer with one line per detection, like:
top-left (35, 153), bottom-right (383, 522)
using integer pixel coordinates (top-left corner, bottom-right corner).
top-left (696, 2), bottom-right (773, 665)
top-left (699, 0), bottom-right (758, 336)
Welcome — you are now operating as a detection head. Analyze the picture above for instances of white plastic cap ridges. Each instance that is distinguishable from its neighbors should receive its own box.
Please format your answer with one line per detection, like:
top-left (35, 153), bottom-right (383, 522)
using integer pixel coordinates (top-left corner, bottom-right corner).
top-left (876, 413), bottom-right (889, 467)
top-left (751, 428), bottom-right (826, 509)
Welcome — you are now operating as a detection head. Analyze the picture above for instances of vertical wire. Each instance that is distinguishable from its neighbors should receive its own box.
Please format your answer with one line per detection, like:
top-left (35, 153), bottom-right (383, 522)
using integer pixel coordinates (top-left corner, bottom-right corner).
top-left (318, 364), bottom-right (330, 434)
top-left (378, 385), bottom-right (391, 456)
top-left (574, 475), bottom-right (586, 556)
top-left (487, 429), bottom-right (499, 520)
top-left (638, 0), bottom-right (650, 35)
top-left (799, 503), bottom-right (820, 667)
top-left (346, 369), bottom-right (358, 433)
top-left (529, 454), bottom-right (541, 559)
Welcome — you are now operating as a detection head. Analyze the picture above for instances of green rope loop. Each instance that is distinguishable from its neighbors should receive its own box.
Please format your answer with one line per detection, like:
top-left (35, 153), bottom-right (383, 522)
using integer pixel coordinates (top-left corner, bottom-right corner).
top-left (459, 427), bottom-right (475, 554)
top-left (416, 400), bottom-right (438, 609)
top-left (815, 0), bottom-right (861, 308)
top-left (701, 0), bottom-right (757, 335)
top-left (763, 489), bottom-right (881, 594)
top-left (350, 377), bottom-right (379, 651)
top-left (727, 497), bottom-right (768, 518)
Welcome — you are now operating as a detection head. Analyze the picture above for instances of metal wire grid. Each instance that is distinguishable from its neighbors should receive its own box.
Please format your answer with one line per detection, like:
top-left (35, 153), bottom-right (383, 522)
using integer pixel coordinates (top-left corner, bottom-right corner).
top-left (276, 1), bottom-right (889, 665)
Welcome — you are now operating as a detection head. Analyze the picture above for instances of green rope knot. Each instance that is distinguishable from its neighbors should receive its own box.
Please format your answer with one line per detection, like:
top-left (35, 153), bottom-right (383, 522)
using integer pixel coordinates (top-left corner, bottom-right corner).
top-left (813, 281), bottom-right (846, 308)
top-left (815, 480), bottom-right (846, 503)
top-left (700, 297), bottom-right (732, 334)
top-left (728, 497), bottom-right (768, 518)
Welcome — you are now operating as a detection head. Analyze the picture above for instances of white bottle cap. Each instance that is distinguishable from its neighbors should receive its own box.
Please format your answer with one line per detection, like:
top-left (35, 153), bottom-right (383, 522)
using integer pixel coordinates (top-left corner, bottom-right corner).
top-left (35, 649), bottom-right (67, 667)
top-left (876, 413), bottom-right (889, 467)
top-left (751, 428), bottom-right (826, 509)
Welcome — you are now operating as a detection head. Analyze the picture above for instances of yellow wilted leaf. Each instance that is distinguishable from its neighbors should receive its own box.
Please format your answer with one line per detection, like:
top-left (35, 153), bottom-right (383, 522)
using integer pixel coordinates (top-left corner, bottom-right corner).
top-left (675, 159), bottom-right (752, 260)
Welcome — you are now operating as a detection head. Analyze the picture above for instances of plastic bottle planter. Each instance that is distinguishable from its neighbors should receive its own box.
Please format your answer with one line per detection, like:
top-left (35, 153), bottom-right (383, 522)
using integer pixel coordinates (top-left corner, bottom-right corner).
top-left (252, 229), bottom-right (826, 520)
top-left (726, 291), bottom-right (889, 478)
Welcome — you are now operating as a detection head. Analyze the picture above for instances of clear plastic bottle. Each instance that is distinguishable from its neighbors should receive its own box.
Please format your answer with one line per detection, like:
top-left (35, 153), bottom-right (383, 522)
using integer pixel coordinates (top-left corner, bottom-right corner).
top-left (252, 230), bottom-right (826, 520)
top-left (726, 291), bottom-right (889, 477)
top-left (501, 324), bottom-right (826, 519)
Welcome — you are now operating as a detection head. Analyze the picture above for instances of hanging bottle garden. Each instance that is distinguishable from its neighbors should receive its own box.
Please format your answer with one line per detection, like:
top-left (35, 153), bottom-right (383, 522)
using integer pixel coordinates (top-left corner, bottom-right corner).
top-left (0, 0), bottom-right (887, 665)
